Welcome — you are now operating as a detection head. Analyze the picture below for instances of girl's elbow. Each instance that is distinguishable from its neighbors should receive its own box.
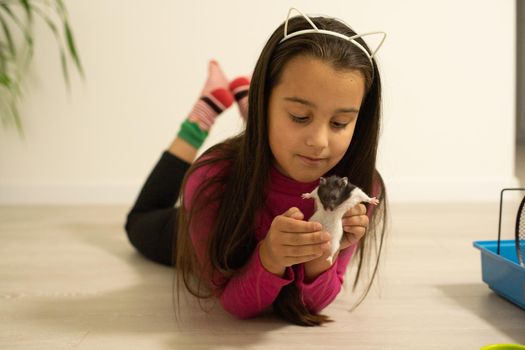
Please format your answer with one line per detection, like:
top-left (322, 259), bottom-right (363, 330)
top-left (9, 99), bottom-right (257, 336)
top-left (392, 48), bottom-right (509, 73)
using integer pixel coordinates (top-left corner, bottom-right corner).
top-left (222, 304), bottom-right (260, 320)
top-left (305, 285), bottom-right (342, 313)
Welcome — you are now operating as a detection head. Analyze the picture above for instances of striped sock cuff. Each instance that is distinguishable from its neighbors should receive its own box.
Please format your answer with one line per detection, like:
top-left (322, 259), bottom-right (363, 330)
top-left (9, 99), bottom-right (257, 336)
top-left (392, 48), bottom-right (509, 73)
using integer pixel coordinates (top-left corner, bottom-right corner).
top-left (188, 97), bottom-right (222, 131)
top-left (187, 89), bottom-right (233, 131)
top-left (229, 77), bottom-right (250, 101)
top-left (177, 120), bottom-right (209, 149)
top-left (179, 88), bottom-right (233, 149)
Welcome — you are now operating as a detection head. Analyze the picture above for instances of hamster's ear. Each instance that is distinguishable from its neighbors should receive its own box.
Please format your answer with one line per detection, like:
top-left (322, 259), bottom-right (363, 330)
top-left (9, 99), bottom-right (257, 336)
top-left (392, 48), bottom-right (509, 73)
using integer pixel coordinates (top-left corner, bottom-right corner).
top-left (319, 177), bottom-right (326, 185)
top-left (340, 177), bottom-right (348, 186)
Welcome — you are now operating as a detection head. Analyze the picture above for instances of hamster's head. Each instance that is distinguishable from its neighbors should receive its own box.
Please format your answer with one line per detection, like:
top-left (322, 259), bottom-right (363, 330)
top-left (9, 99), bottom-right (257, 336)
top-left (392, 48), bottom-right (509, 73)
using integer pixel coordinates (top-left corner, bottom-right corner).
top-left (317, 176), bottom-right (350, 211)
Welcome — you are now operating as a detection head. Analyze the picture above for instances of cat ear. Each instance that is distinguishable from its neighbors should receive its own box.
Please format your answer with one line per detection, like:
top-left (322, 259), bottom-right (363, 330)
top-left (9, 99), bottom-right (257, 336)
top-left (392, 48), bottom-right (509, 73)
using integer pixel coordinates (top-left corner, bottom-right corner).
top-left (279, 7), bottom-right (387, 81)
top-left (340, 177), bottom-right (348, 186)
top-left (319, 177), bottom-right (326, 185)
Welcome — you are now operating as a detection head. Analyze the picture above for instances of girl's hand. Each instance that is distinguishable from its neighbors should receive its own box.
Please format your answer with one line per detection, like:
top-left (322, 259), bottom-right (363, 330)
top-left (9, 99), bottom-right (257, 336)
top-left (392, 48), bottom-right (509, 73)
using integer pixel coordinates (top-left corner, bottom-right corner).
top-left (259, 207), bottom-right (331, 276)
top-left (303, 204), bottom-right (370, 281)
top-left (340, 203), bottom-right (369, 250)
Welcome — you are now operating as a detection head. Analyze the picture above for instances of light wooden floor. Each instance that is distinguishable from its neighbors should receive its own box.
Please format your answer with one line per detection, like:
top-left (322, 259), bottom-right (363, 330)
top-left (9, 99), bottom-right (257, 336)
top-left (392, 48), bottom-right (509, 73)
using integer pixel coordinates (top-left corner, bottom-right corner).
top-left (1, 202), bottom-right (524, 349)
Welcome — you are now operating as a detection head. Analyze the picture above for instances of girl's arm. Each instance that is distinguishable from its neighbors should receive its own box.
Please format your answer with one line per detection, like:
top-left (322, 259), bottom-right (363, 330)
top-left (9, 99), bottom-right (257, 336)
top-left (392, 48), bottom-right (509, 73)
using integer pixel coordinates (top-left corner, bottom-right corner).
top-left (296, 182), bottom-right (381, 313)
top-left (216, 242), bottom-right (295, 318)
top-left (184, 162), bottom-right (295, 319)
top-left (295, 243), bottom-right (357, 313)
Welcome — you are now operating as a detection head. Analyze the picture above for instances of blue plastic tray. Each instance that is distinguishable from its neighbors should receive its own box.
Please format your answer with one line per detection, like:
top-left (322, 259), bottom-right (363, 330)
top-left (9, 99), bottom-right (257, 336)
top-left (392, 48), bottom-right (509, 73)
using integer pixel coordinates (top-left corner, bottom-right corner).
top-left (473, 240), bottom-right (525, 309)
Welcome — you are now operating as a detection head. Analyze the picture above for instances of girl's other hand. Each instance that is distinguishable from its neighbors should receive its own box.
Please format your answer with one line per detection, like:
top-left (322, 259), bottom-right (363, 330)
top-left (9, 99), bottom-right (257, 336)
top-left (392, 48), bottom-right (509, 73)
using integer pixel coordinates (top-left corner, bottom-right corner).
top-left (340, 203), bottom-right (368, 250)
top-left (259, 207), bottom-right (331, 276)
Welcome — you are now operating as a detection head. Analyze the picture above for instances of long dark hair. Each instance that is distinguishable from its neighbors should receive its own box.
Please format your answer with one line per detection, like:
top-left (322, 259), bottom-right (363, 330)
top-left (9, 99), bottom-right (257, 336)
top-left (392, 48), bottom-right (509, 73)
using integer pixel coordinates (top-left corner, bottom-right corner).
top-left (174, 14), bottom-right (388, 327)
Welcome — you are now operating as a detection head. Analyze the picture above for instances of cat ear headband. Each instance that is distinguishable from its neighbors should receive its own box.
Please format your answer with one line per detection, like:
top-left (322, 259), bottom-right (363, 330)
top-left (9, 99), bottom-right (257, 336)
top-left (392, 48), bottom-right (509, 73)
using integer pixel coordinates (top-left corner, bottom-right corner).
top-left (279, 7), bottom-right (386, 77)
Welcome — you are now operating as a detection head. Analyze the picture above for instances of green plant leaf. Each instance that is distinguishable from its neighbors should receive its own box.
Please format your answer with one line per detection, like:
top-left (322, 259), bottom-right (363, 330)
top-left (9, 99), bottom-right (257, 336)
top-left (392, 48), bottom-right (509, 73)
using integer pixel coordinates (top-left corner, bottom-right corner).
top-left (0, 12), bottom-right (16, 57)
top-left (0, 42), bottom-right (10, 82)
top-left (54, 0), bottom-right (67, 16)
top-left (31, 2), bottom-right (83, 84)
top-left (64, 21), bottom-right (83, 77)
top-left (0, 71), bottom-right (11, 87)
top-left (0, 0), bottom-right (83, 135)
top-left (0, 3), bottom-right (33, 47)
top-left (19, 0), bottom-right (32, 21)
top-left (59, 45), bottom-right (69, 89)
top-left (51, 0), bottom-right (83, 76)
top-left (29, 4), bottom-right (71, 87)
top-left (9, 95), bottom-right (24, 138)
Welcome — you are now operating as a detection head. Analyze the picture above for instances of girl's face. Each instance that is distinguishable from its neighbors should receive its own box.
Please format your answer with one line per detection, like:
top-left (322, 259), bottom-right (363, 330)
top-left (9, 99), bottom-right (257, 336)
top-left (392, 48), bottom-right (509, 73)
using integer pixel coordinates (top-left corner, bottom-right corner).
top-left (268, 55), bottom-right (366, 183)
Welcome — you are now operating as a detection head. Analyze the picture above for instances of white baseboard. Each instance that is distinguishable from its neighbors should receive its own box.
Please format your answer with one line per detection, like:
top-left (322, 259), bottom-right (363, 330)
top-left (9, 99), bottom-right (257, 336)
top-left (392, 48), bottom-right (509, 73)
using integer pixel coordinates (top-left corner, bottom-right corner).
top-left (0, 176), bottom-right (522, 205)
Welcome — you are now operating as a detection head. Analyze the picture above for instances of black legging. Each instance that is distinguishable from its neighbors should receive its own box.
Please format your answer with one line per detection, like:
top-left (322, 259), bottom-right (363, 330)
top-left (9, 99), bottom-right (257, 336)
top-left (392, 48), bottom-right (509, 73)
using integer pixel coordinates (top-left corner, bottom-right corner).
top-left (124, 151), bottom-right (190, 266)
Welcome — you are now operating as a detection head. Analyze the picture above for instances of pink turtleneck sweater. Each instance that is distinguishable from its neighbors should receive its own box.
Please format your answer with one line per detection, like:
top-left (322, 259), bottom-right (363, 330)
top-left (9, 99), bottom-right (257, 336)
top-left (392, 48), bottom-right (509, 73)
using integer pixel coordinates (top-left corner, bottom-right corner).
top-left (183, 159), bottom-right (361, 319)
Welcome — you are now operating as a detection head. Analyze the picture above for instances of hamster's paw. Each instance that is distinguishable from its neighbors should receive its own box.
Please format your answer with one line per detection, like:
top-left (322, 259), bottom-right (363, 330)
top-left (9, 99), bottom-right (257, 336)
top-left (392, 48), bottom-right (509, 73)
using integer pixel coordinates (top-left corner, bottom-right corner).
top-left (301, 193), bottom-right (312, 199)
top-left (369, 197), bottom-right (380, 205)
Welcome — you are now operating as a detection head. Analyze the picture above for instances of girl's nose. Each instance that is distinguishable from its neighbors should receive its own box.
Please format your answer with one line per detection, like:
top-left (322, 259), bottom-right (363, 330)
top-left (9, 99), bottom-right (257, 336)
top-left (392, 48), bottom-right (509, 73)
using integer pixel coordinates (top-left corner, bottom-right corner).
top-left (305, 124), bottom-right (329, 150)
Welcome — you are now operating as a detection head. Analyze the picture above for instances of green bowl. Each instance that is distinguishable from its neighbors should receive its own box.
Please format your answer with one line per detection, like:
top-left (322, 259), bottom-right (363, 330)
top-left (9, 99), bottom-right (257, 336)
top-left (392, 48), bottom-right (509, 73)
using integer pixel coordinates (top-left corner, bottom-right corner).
top-left (481, 345), bottom-right (525, 350)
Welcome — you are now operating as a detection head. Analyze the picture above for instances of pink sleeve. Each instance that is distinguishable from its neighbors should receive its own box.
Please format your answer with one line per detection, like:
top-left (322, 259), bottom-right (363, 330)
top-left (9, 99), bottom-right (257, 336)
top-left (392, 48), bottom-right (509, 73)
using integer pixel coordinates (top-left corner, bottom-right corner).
top-left (296, 177), bottom-right (382, 313)
top-left (295, 244), bottom-right (357, 313)
top-left (183, 160), bottom-right (295, 319)
top-left (219, 242), bottom-right (295, 318)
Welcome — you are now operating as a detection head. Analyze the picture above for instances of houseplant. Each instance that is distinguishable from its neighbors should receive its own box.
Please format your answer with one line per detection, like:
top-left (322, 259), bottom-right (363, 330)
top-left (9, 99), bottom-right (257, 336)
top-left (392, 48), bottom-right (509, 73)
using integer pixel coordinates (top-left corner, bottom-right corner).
top-left (0, 0), bottom-right (82, 137)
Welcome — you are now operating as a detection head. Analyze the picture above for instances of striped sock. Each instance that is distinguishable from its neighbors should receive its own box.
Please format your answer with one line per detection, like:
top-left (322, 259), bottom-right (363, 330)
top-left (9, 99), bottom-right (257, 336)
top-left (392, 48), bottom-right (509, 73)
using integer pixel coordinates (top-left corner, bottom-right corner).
top-left (178, 88), bottom-right (233, 149)
top-left (177, 60), bottom-right (233, 149)
top-left (229, 76), bottom-right (250, 121)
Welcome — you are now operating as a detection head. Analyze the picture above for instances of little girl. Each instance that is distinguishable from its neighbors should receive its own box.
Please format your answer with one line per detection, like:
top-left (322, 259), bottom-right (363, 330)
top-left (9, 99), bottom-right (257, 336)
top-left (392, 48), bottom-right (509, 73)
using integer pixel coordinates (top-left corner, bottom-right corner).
top-left (126, 8), bottom-right (387, 327)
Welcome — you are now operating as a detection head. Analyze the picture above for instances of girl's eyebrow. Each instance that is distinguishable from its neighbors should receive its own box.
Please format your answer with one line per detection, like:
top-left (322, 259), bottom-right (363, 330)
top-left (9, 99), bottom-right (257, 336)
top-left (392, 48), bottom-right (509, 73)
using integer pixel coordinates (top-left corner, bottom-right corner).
top-left (283, 96), bottom-right (359, 114)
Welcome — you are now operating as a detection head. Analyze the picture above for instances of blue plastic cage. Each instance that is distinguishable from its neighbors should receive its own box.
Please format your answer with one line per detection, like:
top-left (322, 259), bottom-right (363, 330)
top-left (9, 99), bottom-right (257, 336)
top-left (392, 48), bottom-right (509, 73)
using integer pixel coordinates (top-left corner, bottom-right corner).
top-left (473, 188), bottom-right (525, 310)
top-left (473, 240), bottom-right (525, 309)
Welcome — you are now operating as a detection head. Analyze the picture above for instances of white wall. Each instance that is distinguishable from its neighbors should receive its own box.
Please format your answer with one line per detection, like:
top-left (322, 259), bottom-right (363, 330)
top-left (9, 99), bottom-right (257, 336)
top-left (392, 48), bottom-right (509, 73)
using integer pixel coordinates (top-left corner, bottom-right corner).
top-left (0, 0), bottom-right (518, 204)
top-left (518, 0), bottom-right (525, 144)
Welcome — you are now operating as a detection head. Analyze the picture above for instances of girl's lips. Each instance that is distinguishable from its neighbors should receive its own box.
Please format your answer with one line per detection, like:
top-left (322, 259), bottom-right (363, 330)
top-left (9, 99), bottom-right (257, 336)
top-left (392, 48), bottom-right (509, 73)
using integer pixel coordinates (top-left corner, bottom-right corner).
top-left (298, 155), bottom-right (327, 166)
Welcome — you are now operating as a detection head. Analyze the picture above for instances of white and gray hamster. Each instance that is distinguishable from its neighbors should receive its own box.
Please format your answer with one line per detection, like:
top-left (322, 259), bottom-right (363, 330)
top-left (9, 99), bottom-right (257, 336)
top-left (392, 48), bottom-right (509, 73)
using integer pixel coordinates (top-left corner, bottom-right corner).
top-left (302, 175), bottom-right (379, 264)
